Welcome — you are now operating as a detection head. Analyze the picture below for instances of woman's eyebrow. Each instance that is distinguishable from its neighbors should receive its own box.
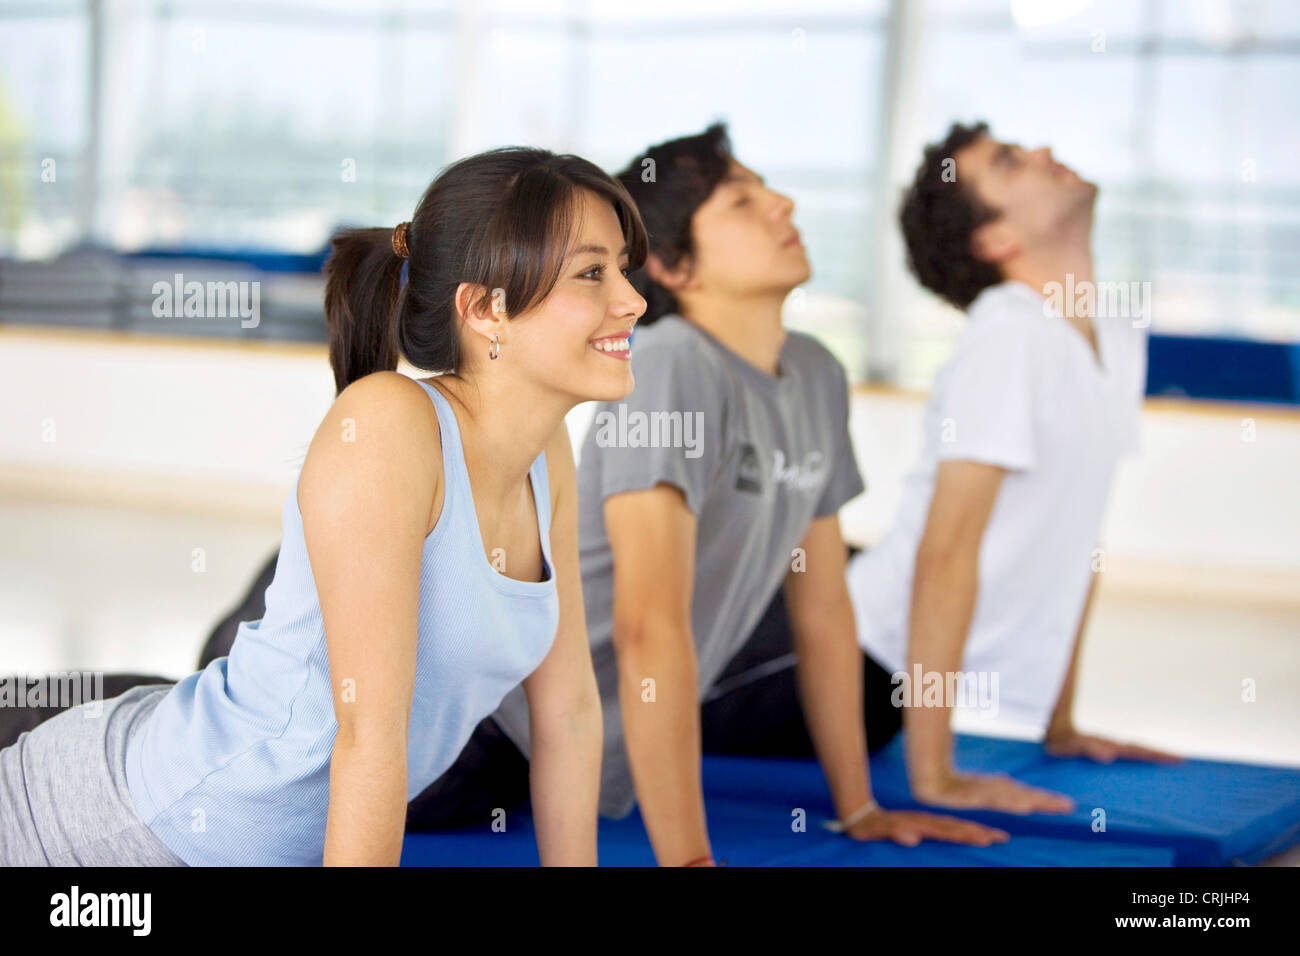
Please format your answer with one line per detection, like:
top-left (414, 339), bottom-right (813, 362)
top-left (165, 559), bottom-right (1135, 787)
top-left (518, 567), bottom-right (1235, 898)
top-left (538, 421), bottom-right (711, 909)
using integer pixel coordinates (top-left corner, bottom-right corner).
top-left (568, 242), bottom-right (630, 258)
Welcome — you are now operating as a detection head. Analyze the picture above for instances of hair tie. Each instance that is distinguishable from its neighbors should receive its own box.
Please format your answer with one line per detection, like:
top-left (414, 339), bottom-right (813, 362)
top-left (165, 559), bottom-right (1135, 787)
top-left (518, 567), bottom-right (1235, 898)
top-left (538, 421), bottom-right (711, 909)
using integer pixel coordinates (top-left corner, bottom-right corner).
top-left (392, 221), bottom-right (411, 258)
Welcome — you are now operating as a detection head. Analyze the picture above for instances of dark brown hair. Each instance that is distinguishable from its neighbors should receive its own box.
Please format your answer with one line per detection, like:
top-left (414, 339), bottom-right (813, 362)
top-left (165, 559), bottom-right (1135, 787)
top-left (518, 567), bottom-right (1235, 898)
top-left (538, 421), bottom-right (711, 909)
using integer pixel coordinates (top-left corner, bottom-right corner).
top-left (613, 122), bottom-right (735, 325)
top-left (898, 121), bottom-right (1002, 311)
top-left (324, 147), bottom-right (649, 395)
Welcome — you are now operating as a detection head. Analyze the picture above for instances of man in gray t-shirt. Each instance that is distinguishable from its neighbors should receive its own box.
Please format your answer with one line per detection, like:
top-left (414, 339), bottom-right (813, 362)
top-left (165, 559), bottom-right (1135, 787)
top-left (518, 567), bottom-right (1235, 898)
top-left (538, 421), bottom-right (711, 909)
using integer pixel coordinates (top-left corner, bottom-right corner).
top-left (492, 312), bottom-right (864, 817)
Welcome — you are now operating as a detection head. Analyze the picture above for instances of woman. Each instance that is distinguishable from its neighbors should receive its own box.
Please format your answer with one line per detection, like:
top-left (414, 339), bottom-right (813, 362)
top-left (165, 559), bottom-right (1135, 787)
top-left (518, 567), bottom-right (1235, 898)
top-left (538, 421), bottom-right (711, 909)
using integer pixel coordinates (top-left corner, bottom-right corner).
top-left (0, 146), bottom-right (648, 866)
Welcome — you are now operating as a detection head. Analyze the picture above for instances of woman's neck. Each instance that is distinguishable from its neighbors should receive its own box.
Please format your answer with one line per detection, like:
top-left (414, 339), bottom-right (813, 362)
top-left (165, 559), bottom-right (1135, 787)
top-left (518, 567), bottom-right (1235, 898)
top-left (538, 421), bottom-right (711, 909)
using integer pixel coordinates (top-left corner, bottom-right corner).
top-left (428, 372), bottom-right (571, 506)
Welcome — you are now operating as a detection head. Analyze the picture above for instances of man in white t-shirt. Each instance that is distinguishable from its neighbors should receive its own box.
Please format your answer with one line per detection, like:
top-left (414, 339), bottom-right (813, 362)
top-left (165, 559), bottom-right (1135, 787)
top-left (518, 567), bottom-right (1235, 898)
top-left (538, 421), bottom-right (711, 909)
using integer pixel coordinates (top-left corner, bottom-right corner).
top-left (849, 121), bottom-right (1180, 815)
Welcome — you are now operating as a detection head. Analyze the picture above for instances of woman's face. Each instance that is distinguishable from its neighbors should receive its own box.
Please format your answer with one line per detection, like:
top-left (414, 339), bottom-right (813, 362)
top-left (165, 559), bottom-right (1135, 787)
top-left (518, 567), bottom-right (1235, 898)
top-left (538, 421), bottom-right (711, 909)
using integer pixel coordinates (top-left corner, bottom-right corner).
top-left (505, 189), bottom-right (647, 404)
top-left (685, 158), bottom-right (811, 298)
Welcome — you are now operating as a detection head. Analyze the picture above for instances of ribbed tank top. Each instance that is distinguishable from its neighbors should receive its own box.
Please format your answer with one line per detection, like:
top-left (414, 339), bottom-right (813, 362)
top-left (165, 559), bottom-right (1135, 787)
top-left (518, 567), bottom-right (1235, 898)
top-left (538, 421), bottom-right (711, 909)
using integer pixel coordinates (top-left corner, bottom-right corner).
top-left (124, 379), bottom-right (559, 865)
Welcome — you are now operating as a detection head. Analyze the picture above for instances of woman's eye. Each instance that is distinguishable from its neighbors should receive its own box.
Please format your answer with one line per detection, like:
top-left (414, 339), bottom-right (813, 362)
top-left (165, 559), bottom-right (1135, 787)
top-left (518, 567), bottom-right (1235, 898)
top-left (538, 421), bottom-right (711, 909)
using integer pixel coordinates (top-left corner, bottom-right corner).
top-left (581, 265), bottom-right (604, 280)
top-left (733, 197), bottom-right (750, 208)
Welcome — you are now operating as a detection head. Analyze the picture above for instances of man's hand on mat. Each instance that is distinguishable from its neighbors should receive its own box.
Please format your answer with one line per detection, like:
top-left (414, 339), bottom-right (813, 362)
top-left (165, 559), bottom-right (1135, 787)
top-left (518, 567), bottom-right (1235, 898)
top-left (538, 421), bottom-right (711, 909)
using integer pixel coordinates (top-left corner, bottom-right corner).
top-left (844, 807), bottom-right (1009, 847)
top-left (1043, 728), bottom-right (1183, 764)
top-left (911, 771), bottom-right (1075, 815)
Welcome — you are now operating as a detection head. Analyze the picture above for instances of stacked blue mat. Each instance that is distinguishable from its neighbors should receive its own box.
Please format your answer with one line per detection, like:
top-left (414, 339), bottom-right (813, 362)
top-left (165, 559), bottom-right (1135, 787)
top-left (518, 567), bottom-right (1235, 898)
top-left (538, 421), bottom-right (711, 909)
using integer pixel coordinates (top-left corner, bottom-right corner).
top-left (401, 733), bottom-right (1300, 866)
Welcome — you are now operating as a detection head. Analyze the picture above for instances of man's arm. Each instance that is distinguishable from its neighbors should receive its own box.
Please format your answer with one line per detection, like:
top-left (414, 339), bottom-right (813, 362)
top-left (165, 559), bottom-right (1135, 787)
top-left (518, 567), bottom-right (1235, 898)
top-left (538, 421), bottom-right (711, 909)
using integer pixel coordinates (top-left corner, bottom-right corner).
top-left (524, 424), bottom-right (603, 866)
top-left (1045, 571), bottom-right (1095, 740)
top-left (905, 459), bottom-right (1073, 814)
top-left (605, 483), bottom-right (712, 866)
top-left (781, 514), bottom-right (871, 821)
top-left (904, 460), bottom-right (1002, 793)
top-left (1043, 566), bottom-right (1181, 764)
top-left (786, 514), bottom-right (1007, 846)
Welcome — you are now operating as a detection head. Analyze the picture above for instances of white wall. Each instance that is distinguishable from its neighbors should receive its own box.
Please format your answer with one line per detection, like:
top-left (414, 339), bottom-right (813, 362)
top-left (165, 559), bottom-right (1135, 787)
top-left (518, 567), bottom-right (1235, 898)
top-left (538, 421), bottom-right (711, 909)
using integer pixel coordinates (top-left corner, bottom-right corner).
top-left (3, 327), bottom-right (1298, 604)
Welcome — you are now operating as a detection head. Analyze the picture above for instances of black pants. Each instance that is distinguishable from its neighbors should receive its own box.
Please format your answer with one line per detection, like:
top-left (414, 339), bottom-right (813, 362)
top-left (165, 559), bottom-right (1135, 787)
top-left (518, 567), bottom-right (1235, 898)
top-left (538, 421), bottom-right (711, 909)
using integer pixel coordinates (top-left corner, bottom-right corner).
top-left (699, 585), bottom-right (903, 759)
top-left (1, 548), bottom-right (899, 831)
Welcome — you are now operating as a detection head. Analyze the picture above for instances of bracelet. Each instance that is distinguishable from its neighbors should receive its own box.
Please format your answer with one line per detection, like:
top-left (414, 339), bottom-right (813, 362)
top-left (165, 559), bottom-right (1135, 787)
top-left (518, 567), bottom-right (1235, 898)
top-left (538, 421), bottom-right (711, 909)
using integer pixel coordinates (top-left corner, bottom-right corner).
top-left (682, 855), bottom-right (714, 867)
top-left (822, 798), bottom-right (881, 833)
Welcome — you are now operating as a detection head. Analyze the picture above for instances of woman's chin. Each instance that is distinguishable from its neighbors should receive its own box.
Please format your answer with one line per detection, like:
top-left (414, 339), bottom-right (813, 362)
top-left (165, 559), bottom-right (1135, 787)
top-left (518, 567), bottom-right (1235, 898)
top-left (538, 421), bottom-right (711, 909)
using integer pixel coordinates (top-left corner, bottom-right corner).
top-left (575, 365), bottom-right (635, 404)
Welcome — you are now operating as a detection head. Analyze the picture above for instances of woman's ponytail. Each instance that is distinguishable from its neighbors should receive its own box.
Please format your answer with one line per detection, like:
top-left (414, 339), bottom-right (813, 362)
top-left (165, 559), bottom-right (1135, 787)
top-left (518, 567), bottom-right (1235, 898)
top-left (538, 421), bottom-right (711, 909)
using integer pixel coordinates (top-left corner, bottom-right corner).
top-left (323, 227), bottom-right (404, 395)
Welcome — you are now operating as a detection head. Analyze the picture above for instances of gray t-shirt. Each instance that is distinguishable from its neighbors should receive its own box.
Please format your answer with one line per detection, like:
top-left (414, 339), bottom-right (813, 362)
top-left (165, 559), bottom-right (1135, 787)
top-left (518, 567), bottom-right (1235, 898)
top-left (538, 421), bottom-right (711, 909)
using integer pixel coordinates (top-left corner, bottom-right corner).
top-left (491, 314), bottom-right (865, 818)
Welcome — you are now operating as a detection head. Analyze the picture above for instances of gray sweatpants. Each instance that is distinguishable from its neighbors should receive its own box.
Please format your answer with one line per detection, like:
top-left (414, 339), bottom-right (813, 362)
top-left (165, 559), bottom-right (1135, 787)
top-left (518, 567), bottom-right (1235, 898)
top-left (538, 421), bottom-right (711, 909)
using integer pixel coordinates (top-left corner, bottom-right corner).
top-left (0, 683), bottom-right (188, 866)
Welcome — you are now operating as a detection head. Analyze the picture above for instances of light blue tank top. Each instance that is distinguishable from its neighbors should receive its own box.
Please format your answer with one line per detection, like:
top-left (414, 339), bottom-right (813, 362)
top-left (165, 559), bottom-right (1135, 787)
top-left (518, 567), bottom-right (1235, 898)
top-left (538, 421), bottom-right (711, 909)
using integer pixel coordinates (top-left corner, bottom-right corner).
top-left (124, 379), bottom-right (559, 865)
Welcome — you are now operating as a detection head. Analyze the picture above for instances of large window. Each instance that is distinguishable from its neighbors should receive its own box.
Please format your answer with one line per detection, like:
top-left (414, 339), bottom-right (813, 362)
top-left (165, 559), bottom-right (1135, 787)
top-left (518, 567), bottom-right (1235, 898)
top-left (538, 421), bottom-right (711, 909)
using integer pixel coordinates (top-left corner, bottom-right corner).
top-left (1, 0), bottom-right (1298, 392)
top-left (0, 0), bottom-right (90, 258)
top-left (887, 0), bottom-right (1300, 387)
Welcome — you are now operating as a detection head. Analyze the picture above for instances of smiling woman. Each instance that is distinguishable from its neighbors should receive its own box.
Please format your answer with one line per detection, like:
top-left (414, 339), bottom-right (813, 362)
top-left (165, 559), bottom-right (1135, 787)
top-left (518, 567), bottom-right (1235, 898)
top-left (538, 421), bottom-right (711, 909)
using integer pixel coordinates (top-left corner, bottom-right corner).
top-left (0, 146), bottom-right (649, 867)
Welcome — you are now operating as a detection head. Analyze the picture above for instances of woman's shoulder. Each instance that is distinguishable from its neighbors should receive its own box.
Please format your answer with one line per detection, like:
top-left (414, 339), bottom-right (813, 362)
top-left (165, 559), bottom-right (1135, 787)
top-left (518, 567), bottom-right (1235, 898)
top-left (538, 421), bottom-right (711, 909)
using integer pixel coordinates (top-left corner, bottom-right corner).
top-left (298, 371), bottom-right (444, 537)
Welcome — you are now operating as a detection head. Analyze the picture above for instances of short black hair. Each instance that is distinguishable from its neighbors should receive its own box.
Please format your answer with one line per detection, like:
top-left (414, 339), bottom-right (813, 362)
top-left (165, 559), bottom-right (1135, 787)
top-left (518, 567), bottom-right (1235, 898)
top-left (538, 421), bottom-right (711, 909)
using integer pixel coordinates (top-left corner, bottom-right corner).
top-left (898, 121), bottom-right (1002, 311)
top-left (614, 122), bottom-right (734, 324)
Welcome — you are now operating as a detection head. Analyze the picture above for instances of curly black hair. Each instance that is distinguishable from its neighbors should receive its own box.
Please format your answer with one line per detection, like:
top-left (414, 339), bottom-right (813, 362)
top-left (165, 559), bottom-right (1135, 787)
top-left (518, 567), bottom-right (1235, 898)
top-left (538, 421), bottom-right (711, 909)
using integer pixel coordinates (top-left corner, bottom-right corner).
top-left (614, 122), bottom-right (735, 324)
top-left (898, 121), bottom-right (1003, 311)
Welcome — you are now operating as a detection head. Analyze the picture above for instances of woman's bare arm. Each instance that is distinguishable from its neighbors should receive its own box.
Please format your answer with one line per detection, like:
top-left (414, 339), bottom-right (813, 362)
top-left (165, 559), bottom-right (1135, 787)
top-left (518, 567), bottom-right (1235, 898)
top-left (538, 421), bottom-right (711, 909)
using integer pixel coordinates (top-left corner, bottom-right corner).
top-left (523, 423), bottom-right (602, 866)
top-left (298, 371), bottom-right (440, 866)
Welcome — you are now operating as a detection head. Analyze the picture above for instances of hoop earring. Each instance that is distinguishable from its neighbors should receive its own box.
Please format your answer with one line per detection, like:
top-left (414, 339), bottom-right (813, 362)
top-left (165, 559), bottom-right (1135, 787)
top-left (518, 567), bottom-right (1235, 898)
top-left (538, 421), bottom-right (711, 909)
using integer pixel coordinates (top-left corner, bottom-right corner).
top-left (488, 334), bottom-right (501, 360)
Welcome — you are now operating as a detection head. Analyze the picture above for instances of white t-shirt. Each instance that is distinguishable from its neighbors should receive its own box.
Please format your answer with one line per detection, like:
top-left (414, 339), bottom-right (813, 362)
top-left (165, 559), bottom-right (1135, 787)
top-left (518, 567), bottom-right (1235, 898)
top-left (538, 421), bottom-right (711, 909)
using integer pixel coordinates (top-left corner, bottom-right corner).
top-left (848, 280), bottom-right (1147, 731)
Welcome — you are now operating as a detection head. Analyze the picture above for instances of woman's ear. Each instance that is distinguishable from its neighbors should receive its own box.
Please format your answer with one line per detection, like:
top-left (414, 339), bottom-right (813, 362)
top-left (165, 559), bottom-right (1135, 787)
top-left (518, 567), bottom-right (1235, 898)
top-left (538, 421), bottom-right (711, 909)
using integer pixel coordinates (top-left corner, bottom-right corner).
top-left (454, 281), bottom-right (507, 345)
top-left (645, 250), bottom-right (693, 293)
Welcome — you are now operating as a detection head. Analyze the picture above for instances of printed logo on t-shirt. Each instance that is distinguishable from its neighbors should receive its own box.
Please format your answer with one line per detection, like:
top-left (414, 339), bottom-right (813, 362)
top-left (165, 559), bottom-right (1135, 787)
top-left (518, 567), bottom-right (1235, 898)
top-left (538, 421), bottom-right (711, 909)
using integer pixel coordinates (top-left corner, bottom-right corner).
top-left (772, 449), bottom-right (826, 495)
top-left (735, 444), bottom-right (763, 493)
top-left (736, 447), bottom-right (828, 495)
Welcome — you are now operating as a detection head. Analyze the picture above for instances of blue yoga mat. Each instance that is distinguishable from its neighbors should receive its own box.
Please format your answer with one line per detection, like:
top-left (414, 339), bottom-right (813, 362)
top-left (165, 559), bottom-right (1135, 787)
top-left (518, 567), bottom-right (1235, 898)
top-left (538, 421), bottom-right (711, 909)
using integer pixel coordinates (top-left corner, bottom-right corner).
top-left (402, 733), bottom-right (1299, 865)
top-left (702, 734), bottom-right (1300, 866)
top-left (400, 795), bottom-right (1176, 866)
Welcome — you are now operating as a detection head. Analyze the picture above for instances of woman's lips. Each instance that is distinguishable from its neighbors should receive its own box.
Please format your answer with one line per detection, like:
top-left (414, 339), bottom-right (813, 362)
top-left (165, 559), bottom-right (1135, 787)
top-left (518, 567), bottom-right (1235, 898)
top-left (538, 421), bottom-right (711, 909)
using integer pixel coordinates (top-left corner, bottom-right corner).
top-left (589, 332), bottom-right (632, 361)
